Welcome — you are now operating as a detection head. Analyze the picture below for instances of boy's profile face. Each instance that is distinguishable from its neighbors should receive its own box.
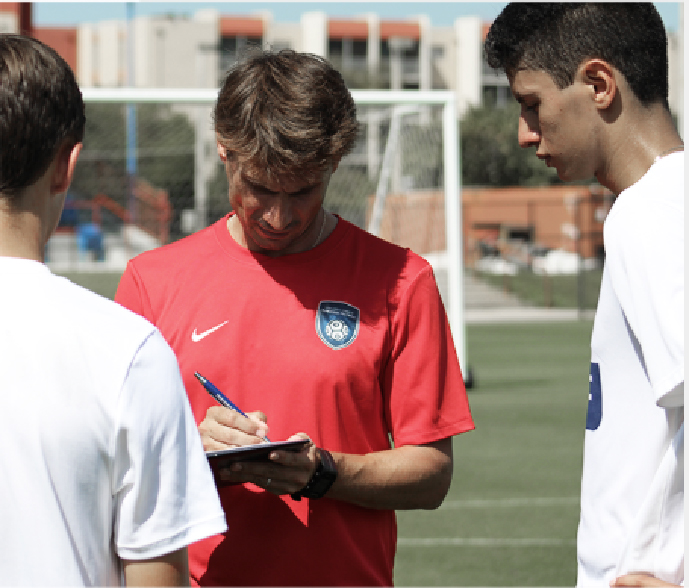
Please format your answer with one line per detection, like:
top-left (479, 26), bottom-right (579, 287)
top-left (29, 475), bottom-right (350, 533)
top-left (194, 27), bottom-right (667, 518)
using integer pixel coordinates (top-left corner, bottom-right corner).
top-left (509, 67), bottom-right (601, 183)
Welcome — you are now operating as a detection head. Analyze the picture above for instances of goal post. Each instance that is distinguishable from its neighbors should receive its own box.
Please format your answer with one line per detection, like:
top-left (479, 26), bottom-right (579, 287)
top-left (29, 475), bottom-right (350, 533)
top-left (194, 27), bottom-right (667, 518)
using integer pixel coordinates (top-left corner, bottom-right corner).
top-left (75, 88), bottom-right (467, 376)
top-left (350, 90), bottom-right (465, 379)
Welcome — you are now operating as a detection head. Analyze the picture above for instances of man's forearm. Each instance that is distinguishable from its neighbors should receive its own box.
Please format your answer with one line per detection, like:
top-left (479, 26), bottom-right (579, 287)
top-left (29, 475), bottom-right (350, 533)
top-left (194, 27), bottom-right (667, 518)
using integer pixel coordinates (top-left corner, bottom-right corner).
top-left (326, 438), bottom-right (454, 510)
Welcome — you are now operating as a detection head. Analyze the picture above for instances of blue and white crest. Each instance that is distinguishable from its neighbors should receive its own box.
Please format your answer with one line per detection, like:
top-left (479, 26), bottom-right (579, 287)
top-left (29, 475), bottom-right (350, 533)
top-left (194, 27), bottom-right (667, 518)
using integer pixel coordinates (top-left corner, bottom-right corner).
top-left (316, 301), bottom-right (360, 350)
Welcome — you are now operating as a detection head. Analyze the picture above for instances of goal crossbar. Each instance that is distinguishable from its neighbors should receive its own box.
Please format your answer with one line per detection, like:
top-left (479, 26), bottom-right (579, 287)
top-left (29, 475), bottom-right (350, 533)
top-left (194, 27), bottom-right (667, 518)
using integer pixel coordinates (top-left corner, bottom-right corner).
top-left (80, 88), bottom-right (467, 376)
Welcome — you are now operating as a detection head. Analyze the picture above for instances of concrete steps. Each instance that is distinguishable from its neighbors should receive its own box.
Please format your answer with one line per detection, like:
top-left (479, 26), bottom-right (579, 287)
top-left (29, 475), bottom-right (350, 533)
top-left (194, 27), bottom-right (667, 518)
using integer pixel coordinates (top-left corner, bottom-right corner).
top-left (462, 271), bottom-right (526, 309)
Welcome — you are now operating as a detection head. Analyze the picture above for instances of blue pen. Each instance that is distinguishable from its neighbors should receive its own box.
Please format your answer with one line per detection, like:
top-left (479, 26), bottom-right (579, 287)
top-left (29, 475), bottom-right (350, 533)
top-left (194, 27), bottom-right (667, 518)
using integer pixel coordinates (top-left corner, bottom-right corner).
top-left (194, 372), bottom-right (270, 441)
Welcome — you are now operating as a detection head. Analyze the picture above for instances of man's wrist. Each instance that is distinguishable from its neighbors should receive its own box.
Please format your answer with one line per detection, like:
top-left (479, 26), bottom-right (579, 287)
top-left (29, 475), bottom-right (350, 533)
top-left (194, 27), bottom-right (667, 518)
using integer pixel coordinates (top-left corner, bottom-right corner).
top-left (291, 448), bottom-right (337, 501)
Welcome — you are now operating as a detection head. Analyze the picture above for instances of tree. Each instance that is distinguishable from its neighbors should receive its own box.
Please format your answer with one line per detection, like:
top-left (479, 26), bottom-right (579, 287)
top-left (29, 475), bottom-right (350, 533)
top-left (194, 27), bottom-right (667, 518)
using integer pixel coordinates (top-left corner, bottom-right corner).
top-left (460, 101), bottom-right (560, 187)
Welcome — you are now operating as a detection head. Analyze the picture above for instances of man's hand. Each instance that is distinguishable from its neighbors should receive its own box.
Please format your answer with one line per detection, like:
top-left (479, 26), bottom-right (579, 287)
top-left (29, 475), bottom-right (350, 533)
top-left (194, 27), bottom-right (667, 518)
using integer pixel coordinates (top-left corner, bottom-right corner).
top-left (217, 433), bottom-right (318, 496)
top-left (198, 406), bottom-right (269, 451)
top-left (611, 573), bottom-right (681, 587)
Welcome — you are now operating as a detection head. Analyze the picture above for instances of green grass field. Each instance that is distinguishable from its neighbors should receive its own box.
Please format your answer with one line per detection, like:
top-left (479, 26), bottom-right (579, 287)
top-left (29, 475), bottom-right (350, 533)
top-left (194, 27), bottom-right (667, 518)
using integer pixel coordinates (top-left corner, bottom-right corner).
top-left (59, 271), bottom-right (593, 586)
top-left (56, 271), bottom-right (123, 300)
top-left (395, 320), bottom-right (593, 586)
top-left (476, 269), bottom-right (603, 310)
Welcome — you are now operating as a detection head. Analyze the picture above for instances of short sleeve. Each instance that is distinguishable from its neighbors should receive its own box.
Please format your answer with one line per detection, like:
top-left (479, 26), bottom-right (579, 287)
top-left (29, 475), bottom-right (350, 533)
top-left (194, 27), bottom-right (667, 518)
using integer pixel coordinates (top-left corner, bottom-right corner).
top-left (112, 330), bottom-right (227, 559)
top-left (115, 261), bottom-right (153, 322)
top-left (385, 265), bottom-right (474, 446)
top-left (604, 193), bottom-right (684, 408)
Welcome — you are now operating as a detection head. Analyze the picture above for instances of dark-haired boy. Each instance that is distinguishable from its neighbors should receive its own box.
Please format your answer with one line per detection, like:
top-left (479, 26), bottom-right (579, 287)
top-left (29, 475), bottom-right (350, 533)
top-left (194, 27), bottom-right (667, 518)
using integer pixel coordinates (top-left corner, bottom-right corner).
top-left (485, 4), bottom-right (683, 587)
top-left (0, 34), bottom-right (227, 585)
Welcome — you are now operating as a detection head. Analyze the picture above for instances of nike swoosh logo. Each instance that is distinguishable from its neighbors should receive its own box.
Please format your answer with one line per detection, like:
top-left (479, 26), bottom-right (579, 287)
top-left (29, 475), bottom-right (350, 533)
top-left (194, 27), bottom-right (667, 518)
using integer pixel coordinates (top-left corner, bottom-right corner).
top-left (191, 321), bottom-right (229, 342)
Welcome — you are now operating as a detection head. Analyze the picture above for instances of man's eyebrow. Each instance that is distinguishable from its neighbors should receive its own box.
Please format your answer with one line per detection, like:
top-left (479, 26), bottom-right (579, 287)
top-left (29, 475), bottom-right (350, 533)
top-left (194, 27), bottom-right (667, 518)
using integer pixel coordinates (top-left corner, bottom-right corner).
top-left (287, 182), bottom-right (320, 195)
top-left (243, 176), bottom-right (277, 192)
top-left (510, 87), bottom-right (524, 100)
top-left (242, 174), bottom-right (320, 195)
top-left (511, 90), bottom-right (534, 105)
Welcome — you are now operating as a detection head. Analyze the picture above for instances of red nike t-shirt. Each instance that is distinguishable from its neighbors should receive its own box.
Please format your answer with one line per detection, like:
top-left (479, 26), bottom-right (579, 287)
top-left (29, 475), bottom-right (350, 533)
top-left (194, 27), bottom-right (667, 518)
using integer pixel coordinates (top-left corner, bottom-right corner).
top-left (116, 214), bottom-right (474, 586)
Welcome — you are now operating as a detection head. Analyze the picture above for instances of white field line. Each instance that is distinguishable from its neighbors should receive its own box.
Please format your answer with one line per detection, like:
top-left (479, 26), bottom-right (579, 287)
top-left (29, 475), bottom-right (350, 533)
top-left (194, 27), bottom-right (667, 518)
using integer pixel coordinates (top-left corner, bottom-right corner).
top-left (397, 537), bottom-right (576, 547)
top-left (440, 496), bottom-right (579, 508)
top-left (397, 497), bottom-right (579, 548)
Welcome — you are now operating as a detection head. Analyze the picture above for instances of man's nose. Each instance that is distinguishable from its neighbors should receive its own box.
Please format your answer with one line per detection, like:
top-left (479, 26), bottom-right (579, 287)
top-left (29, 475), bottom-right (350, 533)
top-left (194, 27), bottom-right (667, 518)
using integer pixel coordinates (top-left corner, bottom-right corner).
top-left (517, 115), bottom-right (540, 149)
top-left (265, 195), bottom-right (293, 230)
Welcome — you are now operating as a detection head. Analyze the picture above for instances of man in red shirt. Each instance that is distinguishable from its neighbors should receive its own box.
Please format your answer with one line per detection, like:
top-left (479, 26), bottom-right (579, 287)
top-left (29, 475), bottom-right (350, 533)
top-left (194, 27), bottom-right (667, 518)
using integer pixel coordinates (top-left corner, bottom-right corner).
top-left (116, 49), bottom-right (474, 586)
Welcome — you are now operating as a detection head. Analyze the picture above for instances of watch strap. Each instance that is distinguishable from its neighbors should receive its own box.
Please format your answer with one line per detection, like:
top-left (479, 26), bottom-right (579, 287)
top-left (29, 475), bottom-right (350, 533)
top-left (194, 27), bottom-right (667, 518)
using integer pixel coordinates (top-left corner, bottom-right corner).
top-left (291, 448), bottom-right (337, 501)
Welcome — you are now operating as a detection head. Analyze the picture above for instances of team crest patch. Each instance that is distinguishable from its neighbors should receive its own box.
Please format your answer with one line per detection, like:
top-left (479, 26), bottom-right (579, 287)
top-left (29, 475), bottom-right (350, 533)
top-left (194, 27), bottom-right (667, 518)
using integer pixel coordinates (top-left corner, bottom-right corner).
top-left (316, 301), bottom-right (360, 350)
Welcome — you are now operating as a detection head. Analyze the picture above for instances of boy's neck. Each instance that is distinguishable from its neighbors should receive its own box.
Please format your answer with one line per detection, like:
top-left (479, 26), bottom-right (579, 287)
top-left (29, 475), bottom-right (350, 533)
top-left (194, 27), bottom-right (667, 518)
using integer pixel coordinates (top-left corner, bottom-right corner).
top-left (0, 186), bottom-right (54, 262)
top-left (598, 103), bottom-right (682, 194)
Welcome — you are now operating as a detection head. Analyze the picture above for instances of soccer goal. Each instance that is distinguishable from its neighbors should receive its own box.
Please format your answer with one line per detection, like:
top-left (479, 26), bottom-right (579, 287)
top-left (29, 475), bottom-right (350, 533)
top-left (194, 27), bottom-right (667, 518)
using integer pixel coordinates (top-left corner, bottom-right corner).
top-left (64, 88), bottom-right (466, 377)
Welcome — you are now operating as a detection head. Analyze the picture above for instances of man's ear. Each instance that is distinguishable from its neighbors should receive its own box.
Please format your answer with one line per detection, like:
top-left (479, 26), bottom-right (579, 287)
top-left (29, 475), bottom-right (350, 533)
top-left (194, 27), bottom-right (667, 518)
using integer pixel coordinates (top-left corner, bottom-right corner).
top-left (50, 142), bottom-right (82, 195)
top-left (580, 59), bottom-right (617, 110)
top-left (216, 137), bottom-right (227, 162)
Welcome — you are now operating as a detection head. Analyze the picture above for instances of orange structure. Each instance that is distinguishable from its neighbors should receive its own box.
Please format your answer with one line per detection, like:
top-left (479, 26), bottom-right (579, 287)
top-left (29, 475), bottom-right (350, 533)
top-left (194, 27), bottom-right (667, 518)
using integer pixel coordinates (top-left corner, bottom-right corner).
top-left (371, 184), bottom-right (614, 265)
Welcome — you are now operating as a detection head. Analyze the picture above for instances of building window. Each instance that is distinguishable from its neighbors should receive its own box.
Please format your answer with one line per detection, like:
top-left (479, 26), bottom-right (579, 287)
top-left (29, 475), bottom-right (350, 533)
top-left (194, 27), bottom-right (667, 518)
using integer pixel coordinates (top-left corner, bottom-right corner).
top-left (482, 85), bottom-right (513, 108)
top-left (329, 38), bottom-right (369, 89)
top-left (328, 39), bottom-right (343, 57)
top-left (219, 35), bottom-right (263, 77)
top-left (352, 39), bottom-right (367, 58)
top-left (381, 38), bottom-right (419, 90)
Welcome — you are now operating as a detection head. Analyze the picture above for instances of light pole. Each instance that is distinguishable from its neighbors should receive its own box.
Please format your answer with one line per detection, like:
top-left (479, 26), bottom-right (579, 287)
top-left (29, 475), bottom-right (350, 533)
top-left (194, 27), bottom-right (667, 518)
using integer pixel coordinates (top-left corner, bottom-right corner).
top-left (126, 2), bottom-right (137, 225)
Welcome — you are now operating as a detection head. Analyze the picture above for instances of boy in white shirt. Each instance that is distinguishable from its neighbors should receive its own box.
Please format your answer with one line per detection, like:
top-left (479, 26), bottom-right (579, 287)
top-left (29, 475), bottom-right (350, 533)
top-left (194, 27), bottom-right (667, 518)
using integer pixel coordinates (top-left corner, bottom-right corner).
top-left (0, 34), bottom-right (227, 586)
top-left (484, 5), bottom-right (683, 587)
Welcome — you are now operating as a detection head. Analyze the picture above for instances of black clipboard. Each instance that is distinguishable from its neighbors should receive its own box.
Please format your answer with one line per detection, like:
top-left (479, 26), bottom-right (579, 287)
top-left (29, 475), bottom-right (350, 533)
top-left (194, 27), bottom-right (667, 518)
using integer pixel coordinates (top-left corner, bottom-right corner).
top-left (206, 439), bottom-right (309, 471)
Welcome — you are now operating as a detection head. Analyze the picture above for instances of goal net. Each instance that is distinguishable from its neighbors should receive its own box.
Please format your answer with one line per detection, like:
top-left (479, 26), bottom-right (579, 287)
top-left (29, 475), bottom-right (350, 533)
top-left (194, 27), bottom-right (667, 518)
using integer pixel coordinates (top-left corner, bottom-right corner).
top-left (49, 89), bottom-right (466, 374)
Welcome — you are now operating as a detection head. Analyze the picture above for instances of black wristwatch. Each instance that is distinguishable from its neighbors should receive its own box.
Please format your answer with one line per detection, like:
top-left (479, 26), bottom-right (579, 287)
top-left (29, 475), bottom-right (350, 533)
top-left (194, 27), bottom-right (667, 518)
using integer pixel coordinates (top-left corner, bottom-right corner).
top-left (291, 448), bottom-right (337, 501)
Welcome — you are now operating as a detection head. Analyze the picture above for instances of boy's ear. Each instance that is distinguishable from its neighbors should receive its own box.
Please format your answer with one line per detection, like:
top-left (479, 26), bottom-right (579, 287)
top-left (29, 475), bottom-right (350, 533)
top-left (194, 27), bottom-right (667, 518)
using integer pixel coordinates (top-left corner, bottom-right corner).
top-left (580, 58), bottom-right (617, 110)
top-left (50, 142), bottom-right (83, 196)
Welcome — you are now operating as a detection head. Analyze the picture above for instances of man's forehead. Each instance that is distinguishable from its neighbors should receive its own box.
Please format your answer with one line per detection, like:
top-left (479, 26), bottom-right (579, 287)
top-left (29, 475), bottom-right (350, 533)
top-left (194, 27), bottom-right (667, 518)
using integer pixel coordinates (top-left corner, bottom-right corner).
top-left (510, 69), bottom-right (557, 94)
top-left (239, 162), bottom-right (325, 186)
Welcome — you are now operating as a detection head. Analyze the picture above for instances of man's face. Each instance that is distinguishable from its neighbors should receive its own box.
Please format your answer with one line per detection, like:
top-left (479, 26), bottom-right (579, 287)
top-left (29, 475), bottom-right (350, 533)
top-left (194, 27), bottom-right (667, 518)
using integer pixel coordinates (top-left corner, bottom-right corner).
top-left (509, 68), bottom-right (599, 183)
top-left (221, 148), bottom-right (337, 257)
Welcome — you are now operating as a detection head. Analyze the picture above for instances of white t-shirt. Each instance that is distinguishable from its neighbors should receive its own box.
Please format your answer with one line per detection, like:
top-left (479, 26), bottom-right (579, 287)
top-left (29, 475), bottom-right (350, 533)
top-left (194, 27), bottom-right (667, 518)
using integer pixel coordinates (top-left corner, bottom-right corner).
top-left (0, 258), bottom-right (227, 586)
top-left (576, 152), bottom-right (684, 586)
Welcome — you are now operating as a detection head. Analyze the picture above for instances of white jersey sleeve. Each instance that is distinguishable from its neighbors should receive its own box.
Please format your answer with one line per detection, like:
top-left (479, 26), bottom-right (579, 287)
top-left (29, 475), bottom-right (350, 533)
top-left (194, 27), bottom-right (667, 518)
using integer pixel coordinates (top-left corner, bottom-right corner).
top-left (112, 329), bottom-right (227, 559)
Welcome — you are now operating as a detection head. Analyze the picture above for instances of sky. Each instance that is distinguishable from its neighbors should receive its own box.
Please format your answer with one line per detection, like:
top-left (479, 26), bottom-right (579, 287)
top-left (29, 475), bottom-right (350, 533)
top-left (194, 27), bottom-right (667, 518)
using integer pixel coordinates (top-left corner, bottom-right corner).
top-left (33, 1), bottom-right (681, 32)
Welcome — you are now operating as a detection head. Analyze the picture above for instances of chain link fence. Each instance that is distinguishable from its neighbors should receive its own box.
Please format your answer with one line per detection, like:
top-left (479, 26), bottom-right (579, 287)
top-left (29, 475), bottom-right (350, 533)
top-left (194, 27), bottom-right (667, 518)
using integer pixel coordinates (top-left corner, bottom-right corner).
top-left (49, 97), bottom-right (452, 264)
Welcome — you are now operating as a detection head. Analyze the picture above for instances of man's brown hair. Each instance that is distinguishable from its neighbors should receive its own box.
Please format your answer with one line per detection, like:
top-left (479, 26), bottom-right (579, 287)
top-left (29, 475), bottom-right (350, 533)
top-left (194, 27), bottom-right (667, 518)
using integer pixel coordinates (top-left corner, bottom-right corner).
top-left (213, 49), bottom-right (359, 182)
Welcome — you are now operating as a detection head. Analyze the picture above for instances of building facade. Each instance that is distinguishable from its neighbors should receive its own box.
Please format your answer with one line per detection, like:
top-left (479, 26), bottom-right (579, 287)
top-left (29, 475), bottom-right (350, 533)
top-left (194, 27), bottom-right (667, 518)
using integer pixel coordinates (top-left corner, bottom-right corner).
top-left (69, 10), bottom-right (513, 120)
top-left (1, 4), bottom-right (683, 122)
top-left (1, 4), bottom-right (683, 255)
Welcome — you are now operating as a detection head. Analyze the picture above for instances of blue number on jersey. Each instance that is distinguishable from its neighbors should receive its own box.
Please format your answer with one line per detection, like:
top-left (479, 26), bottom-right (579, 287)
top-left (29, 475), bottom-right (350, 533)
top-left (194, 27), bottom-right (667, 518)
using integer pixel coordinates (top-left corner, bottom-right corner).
top-left (586, 362), bottom-right (602, 430)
